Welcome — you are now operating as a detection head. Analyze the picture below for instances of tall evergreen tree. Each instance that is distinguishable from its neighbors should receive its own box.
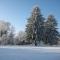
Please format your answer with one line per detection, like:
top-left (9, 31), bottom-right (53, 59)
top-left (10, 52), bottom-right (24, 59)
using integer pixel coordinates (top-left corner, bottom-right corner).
top-left (26, 6), bottom-right (44, 46)
top-left (44, 15), bottom-right (59, 45)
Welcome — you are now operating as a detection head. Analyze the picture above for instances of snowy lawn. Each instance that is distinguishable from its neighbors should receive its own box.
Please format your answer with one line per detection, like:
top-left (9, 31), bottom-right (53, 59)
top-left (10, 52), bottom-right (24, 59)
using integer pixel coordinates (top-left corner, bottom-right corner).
top-left (0, 46), bottom-right (60, 60)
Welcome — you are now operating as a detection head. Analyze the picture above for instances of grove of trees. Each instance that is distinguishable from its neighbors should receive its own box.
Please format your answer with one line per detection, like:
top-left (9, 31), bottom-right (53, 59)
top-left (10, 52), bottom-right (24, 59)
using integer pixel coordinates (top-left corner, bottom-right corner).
top-left (0, 6), bottom-right (60, 46)
top-left (26, 6), bottom-right (60, 46)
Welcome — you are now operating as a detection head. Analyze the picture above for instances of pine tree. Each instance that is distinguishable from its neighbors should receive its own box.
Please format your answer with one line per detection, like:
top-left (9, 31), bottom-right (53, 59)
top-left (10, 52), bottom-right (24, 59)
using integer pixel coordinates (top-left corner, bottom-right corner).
top-left (44, 15), bottom-right (59, 45)
top-left (26, 6), bottom-right (44, 46)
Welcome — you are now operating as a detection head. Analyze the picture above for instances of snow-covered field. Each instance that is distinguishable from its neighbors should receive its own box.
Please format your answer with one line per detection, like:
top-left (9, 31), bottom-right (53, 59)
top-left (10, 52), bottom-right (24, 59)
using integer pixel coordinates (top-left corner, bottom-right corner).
top-left (0, 46), bottom-right (60, 60)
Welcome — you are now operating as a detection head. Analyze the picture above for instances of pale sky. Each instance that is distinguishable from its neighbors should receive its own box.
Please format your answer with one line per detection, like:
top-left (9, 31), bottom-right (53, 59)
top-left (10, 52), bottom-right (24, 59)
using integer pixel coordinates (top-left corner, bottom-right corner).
top-left (0, 0), bottom-right (60, 32)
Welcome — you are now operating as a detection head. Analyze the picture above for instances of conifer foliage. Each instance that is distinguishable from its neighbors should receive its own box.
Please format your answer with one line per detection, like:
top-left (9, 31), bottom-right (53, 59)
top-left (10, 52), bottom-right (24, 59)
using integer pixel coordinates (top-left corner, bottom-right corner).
top-left (26, 6), bottom-right (44, 46)
top-left (26, 6), bottom-right (59, 45)
top-left (44, 15), bottom-right (59, 45)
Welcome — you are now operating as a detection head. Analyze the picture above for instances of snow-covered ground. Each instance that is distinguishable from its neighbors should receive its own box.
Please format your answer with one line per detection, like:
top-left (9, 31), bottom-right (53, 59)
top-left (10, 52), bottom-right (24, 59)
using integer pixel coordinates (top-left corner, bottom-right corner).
top-left (0, 46), bottom-right (60, 60)
top-left (0, 46), bottom-right (60, 53)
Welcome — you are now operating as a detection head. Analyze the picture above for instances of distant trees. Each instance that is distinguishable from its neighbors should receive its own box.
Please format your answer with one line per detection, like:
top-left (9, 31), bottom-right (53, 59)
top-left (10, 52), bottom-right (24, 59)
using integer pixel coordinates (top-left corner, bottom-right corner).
top-left (0, 20), bottom-right (27, 45)
top-left (0, 21), bottom-right (10, 37)
top-left (0, 20), bottom-right (15, 45)
top-left (26, 6), bottom-right (60, 46)
top-left (15, 31), bottom-right (27, 45)
top-left (7, 26), bottom-right (15, 45)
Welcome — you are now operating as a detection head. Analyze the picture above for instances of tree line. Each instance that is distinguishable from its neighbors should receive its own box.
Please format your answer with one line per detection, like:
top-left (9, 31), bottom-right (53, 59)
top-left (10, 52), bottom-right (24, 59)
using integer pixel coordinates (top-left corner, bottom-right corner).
top-left (0, 6), bottom-right (60, 46)
top-left (0, 21), bottom-right (27, 45)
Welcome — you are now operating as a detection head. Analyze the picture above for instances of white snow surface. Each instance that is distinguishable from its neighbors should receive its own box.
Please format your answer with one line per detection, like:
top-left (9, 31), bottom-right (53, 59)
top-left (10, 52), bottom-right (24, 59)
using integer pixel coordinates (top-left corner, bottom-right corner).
top-left (0, 46), bottom-right (60, 60)
top-left (0, 46), bottom-right (60, 53)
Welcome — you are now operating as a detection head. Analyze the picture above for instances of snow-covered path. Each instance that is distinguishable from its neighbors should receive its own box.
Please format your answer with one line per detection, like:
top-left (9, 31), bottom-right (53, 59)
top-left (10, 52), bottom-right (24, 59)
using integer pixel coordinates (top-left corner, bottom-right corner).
top-left (0, 46), bottom-right (60, 60)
